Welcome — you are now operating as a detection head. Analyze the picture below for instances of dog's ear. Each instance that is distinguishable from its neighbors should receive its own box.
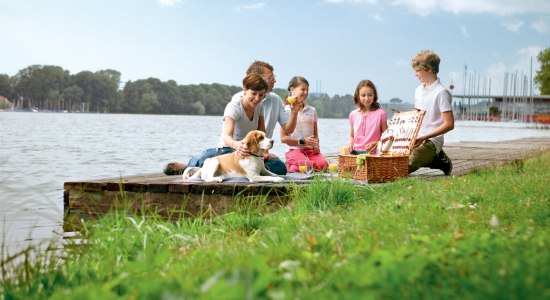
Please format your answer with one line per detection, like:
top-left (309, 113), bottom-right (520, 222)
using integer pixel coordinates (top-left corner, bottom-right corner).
top-left (246, 131), bottom-right (261, 154)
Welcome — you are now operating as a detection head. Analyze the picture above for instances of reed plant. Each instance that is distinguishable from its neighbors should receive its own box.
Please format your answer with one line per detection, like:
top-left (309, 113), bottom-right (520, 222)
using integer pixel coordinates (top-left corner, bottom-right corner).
top-left (2, 152), bottom-right (549, 299)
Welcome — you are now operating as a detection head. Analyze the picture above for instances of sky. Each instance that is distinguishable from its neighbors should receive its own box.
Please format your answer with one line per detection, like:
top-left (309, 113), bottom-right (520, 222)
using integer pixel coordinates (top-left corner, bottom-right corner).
top-left (1, 0), bottom-right (549, 102)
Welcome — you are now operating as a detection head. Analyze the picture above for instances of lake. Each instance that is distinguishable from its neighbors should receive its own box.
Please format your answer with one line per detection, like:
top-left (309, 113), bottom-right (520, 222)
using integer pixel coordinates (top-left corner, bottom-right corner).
top-left (1, 112), bottom-right (549, 255)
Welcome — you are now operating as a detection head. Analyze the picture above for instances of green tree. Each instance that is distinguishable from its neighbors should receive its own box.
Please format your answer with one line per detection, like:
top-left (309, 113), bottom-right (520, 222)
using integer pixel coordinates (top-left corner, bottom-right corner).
top-left (96, 69), bottom-right (122, 112)
top-left (72, 71), bottom-right (97, 112)
top-left (11, 65), bottom-right (69, 110)
top-left (178, 85), bottom-right (196, 114)
top-left (71, 70), bottom-right (120, 112)
top-left (389, 97), bottom-right (403, 103)
top-left (0, 74), bottom-right (13, 100)
top-left (155, 79), bottom-right (183, 114)
top-left (121, 80), bottom-right (159, 113)
top-left (63, 85), bottom-right (84, 112)
top-left (40, 66), bottom-right (69, 110)
top-left (190, 101), bottom-right (206, 115)
top-left (535, 47), bottom-right (550, 95)
top-left (46, 90), bottom-right (62, 110)
top-left (12, 65), bottom-right (40, 109)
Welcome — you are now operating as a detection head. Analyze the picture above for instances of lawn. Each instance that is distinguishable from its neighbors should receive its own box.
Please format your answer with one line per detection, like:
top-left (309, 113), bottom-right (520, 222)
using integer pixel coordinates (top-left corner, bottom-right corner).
top-left (2, 152), bottom-right (549, 299)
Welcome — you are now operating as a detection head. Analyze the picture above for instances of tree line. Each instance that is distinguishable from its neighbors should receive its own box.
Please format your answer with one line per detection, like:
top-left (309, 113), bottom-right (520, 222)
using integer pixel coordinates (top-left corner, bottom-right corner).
top-left (2, 48), bottom-right (547, 116)
top-left (0, 65), bottom-right (357, 118)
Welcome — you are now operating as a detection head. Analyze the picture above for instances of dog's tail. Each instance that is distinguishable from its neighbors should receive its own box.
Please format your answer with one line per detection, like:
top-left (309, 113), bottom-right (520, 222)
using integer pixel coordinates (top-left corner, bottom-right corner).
top-left (182, 167), bottom-right (201, 180)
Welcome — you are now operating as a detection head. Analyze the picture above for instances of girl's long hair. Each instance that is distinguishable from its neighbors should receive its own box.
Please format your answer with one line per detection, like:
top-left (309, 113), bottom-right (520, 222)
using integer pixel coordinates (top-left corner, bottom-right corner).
top-left (353, 79), bottom-right (380, 111)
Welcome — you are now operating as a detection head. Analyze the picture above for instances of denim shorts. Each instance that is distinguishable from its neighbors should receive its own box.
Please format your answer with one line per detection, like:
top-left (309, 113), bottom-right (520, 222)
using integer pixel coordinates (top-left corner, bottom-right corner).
top-left (188, 147), bottom-right (234, 168)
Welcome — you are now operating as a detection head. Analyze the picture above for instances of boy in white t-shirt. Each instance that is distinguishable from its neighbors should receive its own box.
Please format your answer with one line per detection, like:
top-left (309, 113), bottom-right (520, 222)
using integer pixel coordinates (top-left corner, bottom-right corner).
top-left (409, 50), bottom-right (454, 175)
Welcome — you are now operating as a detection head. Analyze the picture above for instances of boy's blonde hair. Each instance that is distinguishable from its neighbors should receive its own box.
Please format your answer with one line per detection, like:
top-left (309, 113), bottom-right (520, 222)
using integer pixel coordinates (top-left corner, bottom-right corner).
top-left (411, 50), bottom-right (440, 74)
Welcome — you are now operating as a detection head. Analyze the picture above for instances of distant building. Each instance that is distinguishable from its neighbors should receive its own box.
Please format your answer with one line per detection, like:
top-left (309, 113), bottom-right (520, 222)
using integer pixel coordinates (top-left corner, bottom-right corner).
top-left (453, 94), bottom-right (550, 124)
top-left (380, 102), bottom-right (414, 119)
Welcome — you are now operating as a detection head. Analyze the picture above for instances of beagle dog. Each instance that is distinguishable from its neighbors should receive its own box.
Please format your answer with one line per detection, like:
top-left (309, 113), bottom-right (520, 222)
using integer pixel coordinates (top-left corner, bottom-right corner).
top-left (182, 130), bottom-right (285, 183)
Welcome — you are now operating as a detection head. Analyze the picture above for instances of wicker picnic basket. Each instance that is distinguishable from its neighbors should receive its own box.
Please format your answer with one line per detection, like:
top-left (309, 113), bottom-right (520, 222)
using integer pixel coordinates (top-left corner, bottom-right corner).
top-left (338, 110), bottom-right (425, 183)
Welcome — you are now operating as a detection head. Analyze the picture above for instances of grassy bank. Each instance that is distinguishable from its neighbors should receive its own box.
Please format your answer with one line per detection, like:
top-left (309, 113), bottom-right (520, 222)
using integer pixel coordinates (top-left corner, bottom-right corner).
top-left (2, 153), bottom-right (549, 299)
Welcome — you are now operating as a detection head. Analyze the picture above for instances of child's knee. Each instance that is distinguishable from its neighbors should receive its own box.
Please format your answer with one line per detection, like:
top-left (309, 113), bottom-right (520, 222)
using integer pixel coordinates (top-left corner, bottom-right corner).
top-left (286, 162), bottom-right (300, 172)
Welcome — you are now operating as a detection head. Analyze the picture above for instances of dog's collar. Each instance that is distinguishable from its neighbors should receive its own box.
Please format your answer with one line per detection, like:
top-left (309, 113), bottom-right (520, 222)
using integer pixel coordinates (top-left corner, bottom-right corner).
top-left (250, 153), bottom-right (263, 158)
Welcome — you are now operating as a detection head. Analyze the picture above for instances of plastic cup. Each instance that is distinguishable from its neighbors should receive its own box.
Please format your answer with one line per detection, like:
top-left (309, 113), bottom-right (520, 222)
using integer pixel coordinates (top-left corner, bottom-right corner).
top-left (298, 160), bottom-right (313, 174)
top-left (329, 160), bottom-right (338, 173)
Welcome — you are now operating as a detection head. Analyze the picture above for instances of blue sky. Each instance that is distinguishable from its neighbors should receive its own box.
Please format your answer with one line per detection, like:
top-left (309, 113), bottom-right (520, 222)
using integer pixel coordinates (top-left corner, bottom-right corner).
top-left (1, 0), bottom-right (549, 102)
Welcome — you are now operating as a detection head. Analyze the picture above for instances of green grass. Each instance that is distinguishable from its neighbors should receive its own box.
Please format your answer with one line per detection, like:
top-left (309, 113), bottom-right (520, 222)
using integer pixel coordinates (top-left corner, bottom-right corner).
top-left (2, 153), bottom-right (550, 299)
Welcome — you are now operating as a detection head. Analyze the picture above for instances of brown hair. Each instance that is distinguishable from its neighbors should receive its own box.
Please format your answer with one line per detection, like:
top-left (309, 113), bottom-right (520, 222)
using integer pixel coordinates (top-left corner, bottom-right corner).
top-left (242, 73), bottom-right (268, 91)
top-left (411, 50), bottom-right (440, 74)
top-left (246, 60), bottom-right (274, 76)
top-left (285, 76), bottom-right (309, 105)
top-left (287, 76), bottom-right (309, 91)
top-left (353, 80), bottom-right (381, 111)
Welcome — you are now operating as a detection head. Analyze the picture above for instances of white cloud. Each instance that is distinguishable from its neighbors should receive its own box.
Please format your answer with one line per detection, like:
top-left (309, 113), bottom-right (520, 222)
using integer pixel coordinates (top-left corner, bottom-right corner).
top-left (487, 62), bottom-right (507, 95)
top-left (454, 46), bottom-right (543, 96)
top-left (370, 13), bottom-right (384, 21)
top-left (461, 25), bottom-right (470, 37)
top-left (326, 0), bottom-right (383, 20)
top-left (486, 46), bottom-right (542, 95)
top-left (394, 59), bottom-right (409, 68)
top-left (501, 20), bottom-right (524, 32)
top-left (389, 0), bottom-right (550, 16)
top-left (326, 0), bottom-right (378, 4)
top-left (513, 46), bottom-right (542, 71)
top-left (531, 17), bottom-right (550, 33)
top-left (233, 3), bottom-right (266, 12)
top-left (157, 0), bottom-right (181, 7)
top-left (449, 71), bottom-right (462, 90)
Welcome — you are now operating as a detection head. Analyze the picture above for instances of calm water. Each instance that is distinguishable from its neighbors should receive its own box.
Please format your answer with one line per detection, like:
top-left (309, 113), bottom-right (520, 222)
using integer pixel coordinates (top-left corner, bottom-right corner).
top-left (1, 112), bottom-right (549, 254)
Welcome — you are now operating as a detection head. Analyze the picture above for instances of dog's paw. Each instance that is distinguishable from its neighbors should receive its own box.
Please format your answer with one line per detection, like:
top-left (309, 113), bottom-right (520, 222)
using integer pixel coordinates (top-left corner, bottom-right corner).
top-left (182, 167), bottom-right (200, 179)
top-left (272, 177), bottom-right (285, 183)
top-left (249, 176), bottom-right (285, 183)
top-left (205, 177), bottom-right (223, 183)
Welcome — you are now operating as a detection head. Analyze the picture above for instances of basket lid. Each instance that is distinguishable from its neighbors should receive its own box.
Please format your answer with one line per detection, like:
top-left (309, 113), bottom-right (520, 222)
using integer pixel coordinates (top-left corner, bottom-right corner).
top-left (378, 110), bottom-right (425, 156)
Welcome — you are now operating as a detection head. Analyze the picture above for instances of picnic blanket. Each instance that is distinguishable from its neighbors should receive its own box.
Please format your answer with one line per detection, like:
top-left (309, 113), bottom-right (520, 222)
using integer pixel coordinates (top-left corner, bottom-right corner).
top-left (174, 172), bottom-right (367, 184)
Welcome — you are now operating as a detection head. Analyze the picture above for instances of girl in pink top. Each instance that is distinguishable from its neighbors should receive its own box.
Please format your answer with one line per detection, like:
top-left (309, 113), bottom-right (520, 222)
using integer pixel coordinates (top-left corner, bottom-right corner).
top-left (281, 76), bottom-right (328, 172)
top-left (349, 80), bottom-right (388, 154)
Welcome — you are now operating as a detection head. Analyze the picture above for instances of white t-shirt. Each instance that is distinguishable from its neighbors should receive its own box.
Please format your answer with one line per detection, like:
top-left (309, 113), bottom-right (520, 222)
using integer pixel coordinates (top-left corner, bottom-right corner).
top-left (218, 97), bottom-right (263, 148)
top-left (284, 104), bottom-right (318, 150)
top-left (414, 78), bottom-right (453, 153)
top-left (231, 91), bottom-right (288, 138)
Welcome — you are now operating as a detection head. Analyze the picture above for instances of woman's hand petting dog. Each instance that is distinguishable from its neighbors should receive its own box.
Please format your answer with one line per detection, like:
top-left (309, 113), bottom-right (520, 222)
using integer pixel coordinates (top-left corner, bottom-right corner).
top-left (183, 130), bottom-right (283, 183)
top-left (235, 140), bottom-right (250, 157)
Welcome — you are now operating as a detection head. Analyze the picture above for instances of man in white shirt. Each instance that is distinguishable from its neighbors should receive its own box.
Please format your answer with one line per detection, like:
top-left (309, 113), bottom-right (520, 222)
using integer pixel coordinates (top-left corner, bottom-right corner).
top-left (163, 61), bottom-right (301, 176)
top-left (409, 50), bottom-right (454, 175)
top-left (230, 61), bottom-right (302, 175)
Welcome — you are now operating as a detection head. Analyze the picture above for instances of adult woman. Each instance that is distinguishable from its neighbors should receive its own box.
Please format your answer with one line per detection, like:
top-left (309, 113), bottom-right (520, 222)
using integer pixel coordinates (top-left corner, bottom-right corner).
top-left (184, 73), bottom-right (286, 172)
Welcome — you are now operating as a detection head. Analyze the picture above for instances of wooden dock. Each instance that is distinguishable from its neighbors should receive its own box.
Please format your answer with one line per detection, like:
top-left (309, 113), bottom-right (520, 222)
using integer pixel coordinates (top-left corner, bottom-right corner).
top-left (63, 137), bottom-right (550, 229)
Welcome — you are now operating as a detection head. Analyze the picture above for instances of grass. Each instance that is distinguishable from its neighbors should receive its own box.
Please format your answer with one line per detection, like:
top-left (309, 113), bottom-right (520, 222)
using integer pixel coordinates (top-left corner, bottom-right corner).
top-left (1, 152), bottom-right (550, 299)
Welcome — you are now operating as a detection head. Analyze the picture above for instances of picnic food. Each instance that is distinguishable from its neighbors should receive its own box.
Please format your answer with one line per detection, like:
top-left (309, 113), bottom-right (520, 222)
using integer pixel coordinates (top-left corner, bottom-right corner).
top-left (287, 96), bottom-right (296, 105)
top-left (356, 153), bottom-right (371, 171)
